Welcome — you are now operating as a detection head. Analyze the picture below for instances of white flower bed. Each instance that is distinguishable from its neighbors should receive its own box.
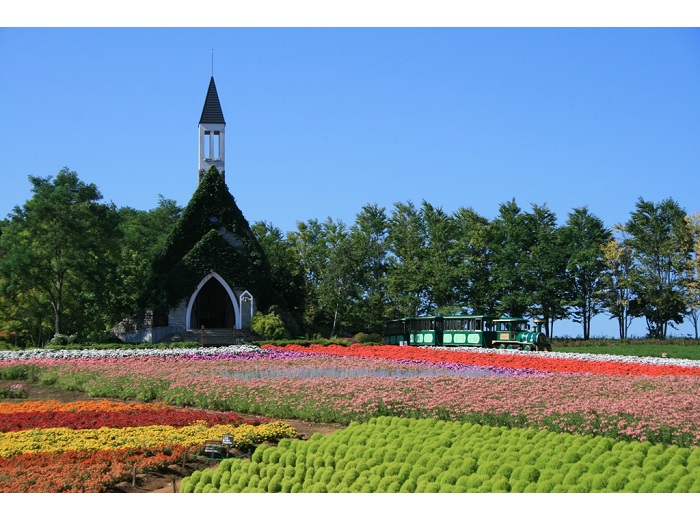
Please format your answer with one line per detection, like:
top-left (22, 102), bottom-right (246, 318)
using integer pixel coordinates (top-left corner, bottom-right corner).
top-left (0, 344), bottom-right (264, 361)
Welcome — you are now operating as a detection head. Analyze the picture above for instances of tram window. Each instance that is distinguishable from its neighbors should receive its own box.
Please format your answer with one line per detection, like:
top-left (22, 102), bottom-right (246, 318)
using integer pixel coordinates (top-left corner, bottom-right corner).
top-left (447, 319), bottom-right (463, 331)
top-left (387, 321), bottom-right (403, 335)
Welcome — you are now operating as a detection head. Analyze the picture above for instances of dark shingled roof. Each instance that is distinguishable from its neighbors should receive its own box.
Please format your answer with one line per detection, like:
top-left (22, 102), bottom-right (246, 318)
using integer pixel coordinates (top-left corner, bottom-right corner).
top-left (199, 77), bottom-right (226, 124)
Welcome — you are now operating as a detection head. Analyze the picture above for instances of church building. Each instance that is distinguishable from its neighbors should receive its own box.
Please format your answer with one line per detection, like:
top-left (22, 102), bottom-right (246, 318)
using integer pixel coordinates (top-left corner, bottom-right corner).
top-left (114, 76), bottom-right (273, 345)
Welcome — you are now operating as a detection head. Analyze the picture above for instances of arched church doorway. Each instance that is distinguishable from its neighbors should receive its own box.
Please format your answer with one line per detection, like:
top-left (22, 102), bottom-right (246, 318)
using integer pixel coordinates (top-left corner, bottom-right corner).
top-left (189, 277), bottom-right (235, 329)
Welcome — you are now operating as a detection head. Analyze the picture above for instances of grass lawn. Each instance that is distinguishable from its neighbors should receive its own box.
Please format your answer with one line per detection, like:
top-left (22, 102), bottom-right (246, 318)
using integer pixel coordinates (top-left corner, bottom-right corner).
top-left (553, 340), bottom-right (700, 360)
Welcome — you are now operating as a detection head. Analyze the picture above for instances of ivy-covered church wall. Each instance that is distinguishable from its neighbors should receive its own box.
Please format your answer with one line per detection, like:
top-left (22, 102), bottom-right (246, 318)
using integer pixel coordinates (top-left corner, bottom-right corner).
top-left (142, 166), bottom-right (273, 313)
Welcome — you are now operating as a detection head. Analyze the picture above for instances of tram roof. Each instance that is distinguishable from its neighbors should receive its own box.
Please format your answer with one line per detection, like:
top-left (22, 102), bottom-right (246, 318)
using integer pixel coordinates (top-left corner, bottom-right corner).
top-left (388, 314), bottom-right (494, 321)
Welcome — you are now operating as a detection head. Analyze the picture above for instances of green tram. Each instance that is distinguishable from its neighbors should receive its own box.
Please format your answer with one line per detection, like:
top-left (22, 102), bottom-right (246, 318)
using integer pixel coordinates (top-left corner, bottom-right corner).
top-left (383, 315), bottom-right (551, 352)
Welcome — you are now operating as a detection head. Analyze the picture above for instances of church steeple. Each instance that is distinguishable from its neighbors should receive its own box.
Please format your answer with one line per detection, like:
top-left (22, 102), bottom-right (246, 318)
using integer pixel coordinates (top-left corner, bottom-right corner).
top-left (198, 76), bottom-right (226, 183)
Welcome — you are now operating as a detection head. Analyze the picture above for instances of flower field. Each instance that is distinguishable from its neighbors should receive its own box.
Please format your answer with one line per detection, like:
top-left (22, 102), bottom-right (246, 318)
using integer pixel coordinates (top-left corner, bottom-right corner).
top-left (0, 399), bottom-right (297, 492)
top-left (2, 343), bottom-right (700, 493)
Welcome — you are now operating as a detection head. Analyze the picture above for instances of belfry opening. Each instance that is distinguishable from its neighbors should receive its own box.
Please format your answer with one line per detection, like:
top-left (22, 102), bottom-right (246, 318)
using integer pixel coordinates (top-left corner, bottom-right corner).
top-left (189, 277), bottom-right (235, 329)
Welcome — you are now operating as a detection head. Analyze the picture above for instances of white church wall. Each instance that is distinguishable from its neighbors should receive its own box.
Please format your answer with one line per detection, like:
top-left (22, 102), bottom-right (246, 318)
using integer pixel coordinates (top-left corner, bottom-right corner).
top-left (168, 299), bottom-right (188, 331)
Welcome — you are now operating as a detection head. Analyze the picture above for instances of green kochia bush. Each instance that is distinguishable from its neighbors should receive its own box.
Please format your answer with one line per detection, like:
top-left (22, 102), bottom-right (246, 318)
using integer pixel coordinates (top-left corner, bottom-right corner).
top-left (180, 416), bottom-right (700, 493)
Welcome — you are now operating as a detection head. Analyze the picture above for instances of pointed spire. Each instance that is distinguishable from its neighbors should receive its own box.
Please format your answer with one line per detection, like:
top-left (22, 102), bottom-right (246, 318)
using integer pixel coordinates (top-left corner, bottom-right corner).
top-left (199, 77), bottom-right (225, 124)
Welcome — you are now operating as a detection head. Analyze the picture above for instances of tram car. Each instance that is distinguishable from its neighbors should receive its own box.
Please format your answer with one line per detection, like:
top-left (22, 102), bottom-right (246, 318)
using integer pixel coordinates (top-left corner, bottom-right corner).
top-left (383, 314), bottom-right (552, 352)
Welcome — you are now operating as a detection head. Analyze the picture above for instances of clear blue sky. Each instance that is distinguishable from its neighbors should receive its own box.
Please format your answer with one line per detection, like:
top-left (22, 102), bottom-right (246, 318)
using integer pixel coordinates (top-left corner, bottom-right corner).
top-left (2, 23), bottom-right (700, 338)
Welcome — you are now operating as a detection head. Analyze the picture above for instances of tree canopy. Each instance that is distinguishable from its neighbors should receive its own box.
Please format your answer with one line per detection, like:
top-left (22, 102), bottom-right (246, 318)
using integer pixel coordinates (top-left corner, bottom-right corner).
top-left (0, 168), bottom-right (119, 343)
top-left (1, 167), bottom-right (697, 345)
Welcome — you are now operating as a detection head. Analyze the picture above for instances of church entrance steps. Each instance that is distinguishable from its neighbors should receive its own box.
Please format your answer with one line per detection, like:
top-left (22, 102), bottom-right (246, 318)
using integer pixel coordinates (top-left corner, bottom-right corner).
top-left (159, 328), bottom-right (256, 346)
top-left (197, 328), bottom-right (246, 347)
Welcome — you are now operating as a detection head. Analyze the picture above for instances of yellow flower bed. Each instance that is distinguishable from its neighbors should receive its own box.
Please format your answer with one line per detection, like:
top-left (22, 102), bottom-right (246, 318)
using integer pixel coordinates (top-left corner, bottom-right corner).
top-left (0, 421), bottom-right (298, 457)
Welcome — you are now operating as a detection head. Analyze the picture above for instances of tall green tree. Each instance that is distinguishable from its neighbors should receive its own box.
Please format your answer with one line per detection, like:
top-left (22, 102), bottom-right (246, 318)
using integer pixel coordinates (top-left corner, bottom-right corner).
top-left (685, 213), bottom-right (700, 339)
top-left (349, 204), bottom-right (390, 334)
top-left (560, 206), bottom-right (612, 339)
top-left (421, 201), bottom-right (461, 313)
top-left (489, 199), bottom-right (533, 318)
top-left (317, 218), bottom-right (360, 337)
top-left (453, 207), bottom-right (495, 315)
top-left (524, 204), bottom-right (570, 337)
top-left (0, 168), bottom-right (119, 340)
top-left (599, 234), bottom-right (636, 339)
top-left (386, 201), bottom-right (462, 317)
top-left (287, 219), bottom-right (326, 332)
top-left (386, 201), bottom-right (428, 317)
top-left (624, 197), bottom-right (693, 338)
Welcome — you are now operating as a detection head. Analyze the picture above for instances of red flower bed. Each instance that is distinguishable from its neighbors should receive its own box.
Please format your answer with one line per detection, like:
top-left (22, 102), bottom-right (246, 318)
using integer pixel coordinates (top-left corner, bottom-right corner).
top-left (0, 406), bottom-right (270, 433)
top-left (268, 344), bottom-right (700, 377)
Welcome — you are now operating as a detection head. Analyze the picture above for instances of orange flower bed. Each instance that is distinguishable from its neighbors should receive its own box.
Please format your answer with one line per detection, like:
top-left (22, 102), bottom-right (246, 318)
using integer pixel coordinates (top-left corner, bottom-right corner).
top-left (0, 446), bottom-right (193, 492)
top-left (0, 400), bottom-right (170, 414)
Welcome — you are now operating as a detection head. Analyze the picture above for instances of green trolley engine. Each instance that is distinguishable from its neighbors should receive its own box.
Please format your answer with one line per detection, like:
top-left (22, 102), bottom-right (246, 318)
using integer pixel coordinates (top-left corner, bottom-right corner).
top-left (492, 317), bottom-right (551, 352)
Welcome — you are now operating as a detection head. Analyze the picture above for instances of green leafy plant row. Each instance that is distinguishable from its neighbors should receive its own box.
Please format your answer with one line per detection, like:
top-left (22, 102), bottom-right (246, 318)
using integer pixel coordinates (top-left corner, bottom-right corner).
top-left (553, 337), bottom-right (700, 348)
top-left (21, 341), bottom-right (200, 351)
top-left (181, 416), bottom-right (700, 493)
top-left (553, 342), bottom-right (700, 360)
